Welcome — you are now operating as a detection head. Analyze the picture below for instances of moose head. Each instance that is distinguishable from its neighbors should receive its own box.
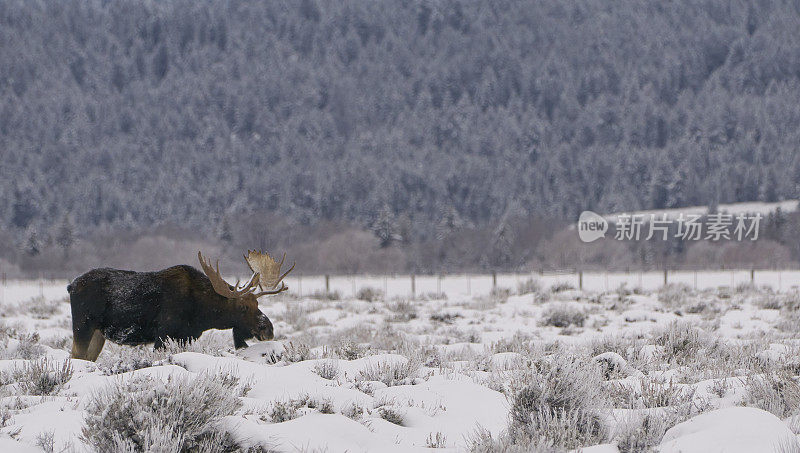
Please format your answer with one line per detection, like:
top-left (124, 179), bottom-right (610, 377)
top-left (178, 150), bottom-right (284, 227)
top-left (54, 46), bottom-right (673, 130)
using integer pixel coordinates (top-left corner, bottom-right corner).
top-left (197, 250), bottom-right (295, 344)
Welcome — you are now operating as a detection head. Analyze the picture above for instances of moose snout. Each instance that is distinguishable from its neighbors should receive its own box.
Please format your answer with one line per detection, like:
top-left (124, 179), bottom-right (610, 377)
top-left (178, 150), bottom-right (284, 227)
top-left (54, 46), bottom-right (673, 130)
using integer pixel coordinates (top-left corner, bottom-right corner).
top-left (257, 315), bottom-right (274, 341)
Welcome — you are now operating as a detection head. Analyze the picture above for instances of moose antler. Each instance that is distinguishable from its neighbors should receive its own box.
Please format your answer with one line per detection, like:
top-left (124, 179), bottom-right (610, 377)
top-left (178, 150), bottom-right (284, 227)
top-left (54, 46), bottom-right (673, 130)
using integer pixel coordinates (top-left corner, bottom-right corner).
top-left (244, 249), bottom-right (295, 296)
top-left (198, 251), bottom-right (261, 299)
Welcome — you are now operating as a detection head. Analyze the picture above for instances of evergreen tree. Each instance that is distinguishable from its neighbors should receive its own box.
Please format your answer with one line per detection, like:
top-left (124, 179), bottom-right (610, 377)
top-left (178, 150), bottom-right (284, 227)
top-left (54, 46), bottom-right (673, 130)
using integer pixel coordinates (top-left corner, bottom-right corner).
top-left (396, 213), bottom-right (413, 246)
top-left (24, 226), bottom-right (40, 257)
top-left (218, 217), bottom-right (233, 245)
top-left (489, 216), bottom-right (515, 269)
top-left (372, 205), bottom-right (397, 248)
top-left (55, 214), bottom-right (74, 258)
top-left (436, 206), bottom-right (464, 241)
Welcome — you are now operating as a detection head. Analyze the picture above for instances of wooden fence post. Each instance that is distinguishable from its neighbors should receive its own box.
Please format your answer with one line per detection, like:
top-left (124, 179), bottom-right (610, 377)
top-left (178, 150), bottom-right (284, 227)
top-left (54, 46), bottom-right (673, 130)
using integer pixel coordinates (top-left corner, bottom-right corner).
top-left (411, 274), bottom-right (415, 297)
top-left (325, 274), bottom-right (330, 294)
top-left (492, 271), bottom-right (497, 291)
top-left (579, 270), bottom-right (583, 291)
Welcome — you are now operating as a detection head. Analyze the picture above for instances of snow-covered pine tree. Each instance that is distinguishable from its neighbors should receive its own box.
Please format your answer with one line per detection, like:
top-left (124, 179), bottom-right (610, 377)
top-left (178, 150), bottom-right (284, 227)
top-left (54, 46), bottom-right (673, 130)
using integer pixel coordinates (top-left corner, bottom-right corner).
top-left (372, 205), bottom-right (397, 248)
top-left (490, 216), bottom-right (515, 269)
top-left (55, 214), bottom-right (74, 258)
top-left (24, 226), bottom-right (40, 257)
top-left (218, 216), bottom-right (233, 245)
top-left (436, 206), bottom-right (464, 241)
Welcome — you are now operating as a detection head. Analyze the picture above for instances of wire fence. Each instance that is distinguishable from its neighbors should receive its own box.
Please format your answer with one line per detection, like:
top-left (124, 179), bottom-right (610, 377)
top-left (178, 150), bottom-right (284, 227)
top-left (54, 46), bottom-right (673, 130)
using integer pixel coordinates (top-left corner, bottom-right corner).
top-left (281, 268), bottom-right (800, 298)
top-left (2, 268), bottom-right (799, 302)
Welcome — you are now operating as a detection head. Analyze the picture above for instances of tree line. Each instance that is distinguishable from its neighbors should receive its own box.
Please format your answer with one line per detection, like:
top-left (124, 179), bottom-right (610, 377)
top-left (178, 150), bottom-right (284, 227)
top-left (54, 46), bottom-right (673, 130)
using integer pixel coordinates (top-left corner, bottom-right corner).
top-left (2, 0), bottom-right (800, 272)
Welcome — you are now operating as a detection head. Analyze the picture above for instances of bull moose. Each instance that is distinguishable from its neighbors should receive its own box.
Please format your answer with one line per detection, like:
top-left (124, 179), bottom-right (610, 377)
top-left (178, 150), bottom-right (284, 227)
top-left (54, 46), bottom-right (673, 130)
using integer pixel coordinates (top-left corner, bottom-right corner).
top-left (68, 250), bottom-right (294, 361)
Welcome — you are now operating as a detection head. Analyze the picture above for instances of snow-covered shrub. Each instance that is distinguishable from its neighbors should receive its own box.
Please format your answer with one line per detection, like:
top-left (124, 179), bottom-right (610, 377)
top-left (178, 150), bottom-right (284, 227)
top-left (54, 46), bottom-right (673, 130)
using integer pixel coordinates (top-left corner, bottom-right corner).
top-left (377, 406), bottom-right (405, 425)
top-left (162, 335), bottom-right (230, 356)
top-left (19, 333), bottom-right (45, 360)
top-left (97, 336), bottom-right (229, 375)
top-left (776, 311), bottom-right (800, 333)
top-left (416, 292), bottom-right (448, 301)
top-left (269, 400), bottom-right (299, 423)
top-left (755, 293), bottom-right (783, 310)
top-left (588, 336), bottom-right (643, 371)
top-left (658, 283), bottom-right (693, 308)
top-left (358, 358), bottom-right (420, 387)
top-left (540, 304), bottom-right (586, 328)
top-left (684, 300), bottom-right (711, 313)
top-left (468, 428), bottom-right (553, 453)
top-left (96, 345), bottom-right (169, 375)
top-left (489, 287), bottom-right (512, 301)
top-left (35, 430), bottom-right (55, 453)
top-left (315, 397), bottom-right (334, 414)
top-left (429, 312), bottom-right (460, 324)
top-left (356, 286), bottom-right (383, 302)
top-left (593, 352), bottom-right (633, 380)
top-left (40, 335), bottom-right (71, 352)
top-left (342, 403), bottom-right (365, 420)
top-left (334, 338), bottom-right (368, 360)
top-left (22, 296), bottom-right (62, 320)
top-left (266, 341), bottom-right (315, 364)
top-left (652, 321), bottom-right (708, 364)
top-left (550, 282), bottom-right (575, 293)
top-left (313, 359), bottom-right (340, 380)
top-left (490, 332), bottom-right (536, 356)
top-left (82, 372), bottom-right (249, 452)
top-left (516, 278), bottom-right (542, 295)
top-left (282, 304), bottom-right (308, 330)
top-left (782, 291), bottom-right (800, 311)
top-left (505, 356), bottom-right (608, 449)
top-left (309, 290), bottom-right (341, 300)
top-left (615, 413), bottom-right (675, 453)
top-left (734, 282), bottom-right (757, 294)
top-left (371, 324), bottom-right (407, 351)
top-left (426, 432), bottom-right (447, 448)
top-left (0, 406), bottom-right (11, 427)
top-left (387, 300), bottom-right (417, 322)
top-left (2, 331), bottom-right (46, 360)
top-left (442, 326), bottom-right (482, 344)
top-left (11, 358), bottom-right (73, 395)
top-left (607, 377), bottom-right (695, 409)
top-left (745, 370), bottom-right (800, 419)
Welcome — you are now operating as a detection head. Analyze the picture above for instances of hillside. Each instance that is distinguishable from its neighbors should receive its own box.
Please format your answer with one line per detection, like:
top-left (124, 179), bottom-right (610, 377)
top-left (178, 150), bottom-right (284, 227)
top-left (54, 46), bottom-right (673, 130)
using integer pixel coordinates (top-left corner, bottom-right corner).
top-left (2, 0), bottom-right (800, 241)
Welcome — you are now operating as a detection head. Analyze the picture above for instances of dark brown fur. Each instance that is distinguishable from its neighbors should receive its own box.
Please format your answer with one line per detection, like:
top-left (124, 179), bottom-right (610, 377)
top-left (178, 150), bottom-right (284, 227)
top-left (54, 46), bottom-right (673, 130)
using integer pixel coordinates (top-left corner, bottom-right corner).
top-left (68, 265), bottom-right (273, 360)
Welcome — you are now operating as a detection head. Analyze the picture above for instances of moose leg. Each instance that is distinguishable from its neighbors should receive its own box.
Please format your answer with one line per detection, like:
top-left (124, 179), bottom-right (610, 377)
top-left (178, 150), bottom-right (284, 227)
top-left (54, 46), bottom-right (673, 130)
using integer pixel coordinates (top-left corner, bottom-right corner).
top-left (71, 331), bottom-right (91, 360)
top-left (85, 330), bottom-right (106, 361)
top-left (153, 337), bottom-right (166, 350)
top-left (71, 321), bottom-right (96, 360)
top-left (233, 327), bottom-right (249, 349)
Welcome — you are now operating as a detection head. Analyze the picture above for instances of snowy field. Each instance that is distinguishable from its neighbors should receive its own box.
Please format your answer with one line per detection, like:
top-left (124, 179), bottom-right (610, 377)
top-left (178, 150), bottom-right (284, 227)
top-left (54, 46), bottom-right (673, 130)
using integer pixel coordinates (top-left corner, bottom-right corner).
top-left (2, 278), bottom-right (800, 451)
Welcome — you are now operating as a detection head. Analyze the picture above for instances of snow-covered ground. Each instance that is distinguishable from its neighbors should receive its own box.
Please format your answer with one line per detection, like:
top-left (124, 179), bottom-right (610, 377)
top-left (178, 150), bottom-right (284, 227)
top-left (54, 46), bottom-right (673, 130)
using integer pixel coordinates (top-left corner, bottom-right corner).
top-left (2, 278), bottom-right (800, 452)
